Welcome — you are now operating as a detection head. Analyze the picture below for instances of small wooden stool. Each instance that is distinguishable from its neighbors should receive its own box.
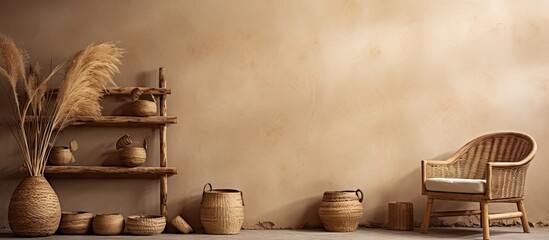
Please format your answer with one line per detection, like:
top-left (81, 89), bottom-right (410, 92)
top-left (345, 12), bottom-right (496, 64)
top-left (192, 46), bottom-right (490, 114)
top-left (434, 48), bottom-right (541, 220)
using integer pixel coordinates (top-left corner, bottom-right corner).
top-left (387, 202), bottom-right (414, 231)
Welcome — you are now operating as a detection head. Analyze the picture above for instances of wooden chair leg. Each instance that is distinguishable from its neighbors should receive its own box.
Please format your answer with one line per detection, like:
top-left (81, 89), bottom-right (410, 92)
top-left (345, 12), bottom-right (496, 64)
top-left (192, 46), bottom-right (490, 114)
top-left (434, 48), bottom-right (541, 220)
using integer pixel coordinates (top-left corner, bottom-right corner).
top-left (517, 200), bottom-right (530, 233)
top-left (421, 197), bottom-right (434, 234)
top-left (479, 202), bottom-right (483, 228)
top-left (481, 202), bottom-right (490, 240)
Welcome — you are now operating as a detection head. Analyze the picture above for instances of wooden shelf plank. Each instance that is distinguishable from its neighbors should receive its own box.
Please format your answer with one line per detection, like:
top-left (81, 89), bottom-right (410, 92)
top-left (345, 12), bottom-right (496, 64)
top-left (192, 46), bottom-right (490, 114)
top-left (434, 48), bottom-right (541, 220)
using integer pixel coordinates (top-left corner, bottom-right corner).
top-left (71, 116), bottom-right (177, 126)
top-left (25, 116), bottom-right (177, 126)
top-left (47, 87), bottom-right (171, 95)
top-left (23, 166), bottom-right (177, 177)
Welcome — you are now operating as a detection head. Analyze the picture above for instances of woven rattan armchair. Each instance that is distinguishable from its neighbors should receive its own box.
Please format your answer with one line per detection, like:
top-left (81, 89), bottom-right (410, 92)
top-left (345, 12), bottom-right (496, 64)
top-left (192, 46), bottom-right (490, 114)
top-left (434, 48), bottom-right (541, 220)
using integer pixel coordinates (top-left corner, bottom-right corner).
top-left (421, 132), bottom-right (536, 240)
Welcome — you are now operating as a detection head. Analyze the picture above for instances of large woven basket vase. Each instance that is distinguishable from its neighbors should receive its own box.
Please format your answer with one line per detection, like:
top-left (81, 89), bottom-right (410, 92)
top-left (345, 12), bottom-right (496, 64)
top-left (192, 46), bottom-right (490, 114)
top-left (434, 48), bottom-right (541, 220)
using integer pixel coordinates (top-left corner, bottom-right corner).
top-left (318, 189), bottom-right (364, 232)
top-left (200, 183), bottom-right (244, 234)
top-left (8, 176), bottom-right (61, 236)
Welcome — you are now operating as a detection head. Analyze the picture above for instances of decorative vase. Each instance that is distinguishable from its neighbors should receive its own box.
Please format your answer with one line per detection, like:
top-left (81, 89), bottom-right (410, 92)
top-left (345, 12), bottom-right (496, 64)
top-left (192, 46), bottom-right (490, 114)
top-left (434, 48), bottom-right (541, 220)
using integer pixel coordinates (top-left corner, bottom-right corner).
top-left (8, 176), bottom-right (61, 237)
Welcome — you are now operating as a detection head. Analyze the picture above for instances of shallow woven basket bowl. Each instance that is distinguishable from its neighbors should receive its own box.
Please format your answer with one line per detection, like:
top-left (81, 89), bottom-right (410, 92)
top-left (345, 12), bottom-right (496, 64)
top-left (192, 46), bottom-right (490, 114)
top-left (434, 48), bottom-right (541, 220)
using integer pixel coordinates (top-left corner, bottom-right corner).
top-left (59, 211), bottom-right (94, 234)
top-left (92, 213), bottom-right (124, 235)
top-left (127, 215), bottom-right (166, 235)
top-left (132, 100), bottom-right (157, 117)
top-left (120, 147), bottom-right (146, 167)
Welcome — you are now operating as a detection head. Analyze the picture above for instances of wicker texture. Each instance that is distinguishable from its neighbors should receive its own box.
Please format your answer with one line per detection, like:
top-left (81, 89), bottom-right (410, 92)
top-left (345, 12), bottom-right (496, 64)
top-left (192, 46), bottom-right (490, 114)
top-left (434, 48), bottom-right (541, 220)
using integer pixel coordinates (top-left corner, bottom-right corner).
top-left (120, 147), bottom-right (146, 167)
top-left (127, 215), bottom-right (166, 235)
top-left (8, 176), bottom-right (61, 237)
top-left (387, 202), bottom-right (413, 231)
top-left (132, 100), bottom-right (157, 117)
top-left (171, 215), bottom-right (193, 234)
top-left (423, 132), bottom-right (535, 199)
top-left (318, 189), bottom-right (364, 232)
top-left (421, 132), bottom-right (536, 240)
top-left (200, 183), bottom-right (244, 234)
top-left (59, 211), bottom-right (94, 234)
top-left (49, 147), bottom-right (74, 165)
top-left (92, 213), bottom-right (124, 235)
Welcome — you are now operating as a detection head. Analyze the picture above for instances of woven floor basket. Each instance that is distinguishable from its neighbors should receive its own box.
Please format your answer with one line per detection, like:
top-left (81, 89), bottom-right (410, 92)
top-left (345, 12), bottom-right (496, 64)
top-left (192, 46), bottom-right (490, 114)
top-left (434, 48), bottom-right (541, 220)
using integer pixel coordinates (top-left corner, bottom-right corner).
top-left (200, 183), bottom-right (244, 234)
top-left (8, 176), bottom-right (61, 237)
top-left (92, 213), bottom-right (124, 235)
top-left (59, 211), bottom-right (94, 234)
top-left (387, 202), bottom-right (414, 231)
top-left (318, 189), bottom-right (364, 232)
top-left (127, 215), bottom-right (166, 235)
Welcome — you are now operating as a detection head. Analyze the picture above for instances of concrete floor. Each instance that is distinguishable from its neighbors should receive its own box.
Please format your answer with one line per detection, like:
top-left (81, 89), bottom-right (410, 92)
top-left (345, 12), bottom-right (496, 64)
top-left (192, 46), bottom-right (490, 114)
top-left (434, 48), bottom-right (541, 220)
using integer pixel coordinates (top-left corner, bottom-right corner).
top-left (1, 227), bottom-right (548, 240)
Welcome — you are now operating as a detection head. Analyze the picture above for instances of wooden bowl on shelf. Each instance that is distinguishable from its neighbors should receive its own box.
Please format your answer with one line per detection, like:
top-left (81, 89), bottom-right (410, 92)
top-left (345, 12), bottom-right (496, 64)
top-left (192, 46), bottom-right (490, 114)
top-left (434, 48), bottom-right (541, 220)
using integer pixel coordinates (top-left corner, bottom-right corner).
top-left (92, 213), bottom-right (124, 235)
top-left (127, 214), bottom-right (166, 235)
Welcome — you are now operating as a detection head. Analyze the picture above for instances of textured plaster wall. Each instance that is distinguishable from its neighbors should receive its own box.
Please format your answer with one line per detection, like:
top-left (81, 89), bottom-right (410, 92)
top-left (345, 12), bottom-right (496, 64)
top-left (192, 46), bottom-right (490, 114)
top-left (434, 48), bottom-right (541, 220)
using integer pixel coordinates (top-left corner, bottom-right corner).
top-left (2, 0), bottom-right (549, 230)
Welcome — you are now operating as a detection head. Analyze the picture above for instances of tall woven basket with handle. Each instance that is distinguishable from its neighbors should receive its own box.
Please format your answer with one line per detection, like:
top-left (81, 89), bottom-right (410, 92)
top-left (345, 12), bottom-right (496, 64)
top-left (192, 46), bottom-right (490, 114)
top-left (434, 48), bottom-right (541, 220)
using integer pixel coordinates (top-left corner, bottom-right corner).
top-left (200, 183), bottom-right (244, 234)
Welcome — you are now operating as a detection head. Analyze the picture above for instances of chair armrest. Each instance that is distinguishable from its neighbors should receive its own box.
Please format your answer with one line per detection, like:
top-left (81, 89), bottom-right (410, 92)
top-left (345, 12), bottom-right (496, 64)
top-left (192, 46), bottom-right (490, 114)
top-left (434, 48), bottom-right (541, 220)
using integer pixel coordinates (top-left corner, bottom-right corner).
top-left (486, 162), bottom-right (531, 199)
top-left (421, 160), bottom-right (458, 194)
top-left (422, 159), bottom-right (458, 179)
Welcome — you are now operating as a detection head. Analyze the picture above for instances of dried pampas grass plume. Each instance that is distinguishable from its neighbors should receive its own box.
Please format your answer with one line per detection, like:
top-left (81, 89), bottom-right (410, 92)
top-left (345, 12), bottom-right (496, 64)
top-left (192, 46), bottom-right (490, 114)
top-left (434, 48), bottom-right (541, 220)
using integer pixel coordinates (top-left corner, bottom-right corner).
top-left (0, 34), bottom-right (124, 176)
top-left (55, 42), bottom-right (125, 130)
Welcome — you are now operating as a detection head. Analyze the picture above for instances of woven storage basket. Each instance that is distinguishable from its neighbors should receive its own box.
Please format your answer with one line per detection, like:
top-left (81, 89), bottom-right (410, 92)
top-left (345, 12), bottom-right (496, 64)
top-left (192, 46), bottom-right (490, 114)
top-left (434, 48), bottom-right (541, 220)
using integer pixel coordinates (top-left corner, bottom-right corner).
top-left (127, 215), bottom-right (166, 235)
top-left (8, 176), bottom-right (61, 237)
top-left (387, 202), bottom-right (413, 231)
top-left (171, 215), bottom-right (193, 234)
top-left (59, 211), bottom-right (94, 234)
top-left (132, 99), bottom-right (157, 117)
top-left (120, 147), bottom-right (146, 167)
top-left (318, 189), bottom-right (364, 232)
top-left (49, 147), bottom-right (74, 166)
top-left (200, 183), bottom-right (244, 234)
top-left (92, 213), bottom-right (124, 235)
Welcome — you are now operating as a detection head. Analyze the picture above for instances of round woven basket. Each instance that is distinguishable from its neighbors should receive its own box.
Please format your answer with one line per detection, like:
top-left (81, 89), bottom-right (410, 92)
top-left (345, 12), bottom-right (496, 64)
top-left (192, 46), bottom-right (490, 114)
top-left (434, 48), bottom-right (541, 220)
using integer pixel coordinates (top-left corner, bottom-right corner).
top-left (49, 147), bottom-right (74, 166)
top-left (200, 183), bottom-right (244, 234)
top-left (120, 147), bottom-right (146, 167)
top-left (127, 215), bottom-right (166, 235)
top-left (318, 189), bottom-right (364, 232)
top-left (92, 213), bottom-right (124, 235)
top-left (132, 100), bottom-right (157, 117)
top-left (59, 211), bottom-right (94, 234)
top-left (8, 176), bottom-right (61, 237)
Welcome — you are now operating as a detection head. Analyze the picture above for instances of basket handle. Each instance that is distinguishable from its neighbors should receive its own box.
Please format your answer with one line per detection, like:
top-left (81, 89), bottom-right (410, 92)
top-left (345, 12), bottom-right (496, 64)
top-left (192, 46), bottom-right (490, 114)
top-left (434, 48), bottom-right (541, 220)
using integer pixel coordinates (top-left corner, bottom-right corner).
top-left (356, 189), bottom-right (364, 203)
top-left (240, 191), bottom-right (245, 206)
top-left (201, 183), bottom-right (213, 205)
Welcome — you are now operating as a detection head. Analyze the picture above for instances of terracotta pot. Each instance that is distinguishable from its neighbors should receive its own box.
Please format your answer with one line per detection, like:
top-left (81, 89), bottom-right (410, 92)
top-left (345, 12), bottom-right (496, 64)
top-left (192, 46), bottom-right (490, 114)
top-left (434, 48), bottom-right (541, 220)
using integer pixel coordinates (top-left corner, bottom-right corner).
top-left (8, 176), bottom-right (61, 237)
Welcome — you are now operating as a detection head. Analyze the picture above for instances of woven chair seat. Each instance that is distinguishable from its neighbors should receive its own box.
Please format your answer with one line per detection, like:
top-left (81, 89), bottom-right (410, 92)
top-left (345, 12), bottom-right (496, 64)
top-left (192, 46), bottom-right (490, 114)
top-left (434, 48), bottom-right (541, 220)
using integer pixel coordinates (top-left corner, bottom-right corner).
top-left (425, 178), bottom-right (486, 194)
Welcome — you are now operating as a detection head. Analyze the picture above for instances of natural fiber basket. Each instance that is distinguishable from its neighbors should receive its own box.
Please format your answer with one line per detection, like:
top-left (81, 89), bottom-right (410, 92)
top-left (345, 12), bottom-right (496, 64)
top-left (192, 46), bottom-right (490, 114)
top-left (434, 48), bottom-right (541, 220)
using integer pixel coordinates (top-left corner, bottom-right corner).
top-left (171, 215), bottom-right (193, 234)
top-left (120, 147), bottom-right (146, 167)
top-left (8, 176), bottom-right (61, 237)
top-left (92, 213), bottom-right (124, 235)
top-left (387, 202), bottom-right (413, 231)
top-left (59, 211), bottom-right (94, 234)
top-left (132, 99), bottom-right (157, 117)
top-left (127, 215), bottom-right (166, 235)
top-left (200, 183), bottom-right (244, 234)
top-left (318, 189), bottom-right (364, 232)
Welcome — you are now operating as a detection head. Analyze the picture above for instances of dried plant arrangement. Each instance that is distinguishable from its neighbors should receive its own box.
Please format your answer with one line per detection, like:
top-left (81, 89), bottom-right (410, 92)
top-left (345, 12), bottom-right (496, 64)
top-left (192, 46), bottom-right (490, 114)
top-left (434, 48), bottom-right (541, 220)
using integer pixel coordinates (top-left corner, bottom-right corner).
top-left (0, 34), bottom-right (124, 176)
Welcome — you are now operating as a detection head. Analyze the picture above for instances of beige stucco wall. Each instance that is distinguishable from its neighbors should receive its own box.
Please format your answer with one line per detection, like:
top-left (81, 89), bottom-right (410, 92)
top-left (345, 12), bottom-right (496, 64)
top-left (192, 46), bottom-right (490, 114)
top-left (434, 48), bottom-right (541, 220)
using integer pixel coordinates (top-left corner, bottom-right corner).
top-left (2, 0), bottom-right (549, 231)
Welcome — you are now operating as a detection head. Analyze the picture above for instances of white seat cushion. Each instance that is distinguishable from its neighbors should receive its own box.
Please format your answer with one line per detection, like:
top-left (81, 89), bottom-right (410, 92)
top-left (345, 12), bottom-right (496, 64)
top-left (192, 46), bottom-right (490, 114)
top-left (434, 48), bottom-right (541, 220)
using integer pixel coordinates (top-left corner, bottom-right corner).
top-left (425, 178), bottom-right (486, 194)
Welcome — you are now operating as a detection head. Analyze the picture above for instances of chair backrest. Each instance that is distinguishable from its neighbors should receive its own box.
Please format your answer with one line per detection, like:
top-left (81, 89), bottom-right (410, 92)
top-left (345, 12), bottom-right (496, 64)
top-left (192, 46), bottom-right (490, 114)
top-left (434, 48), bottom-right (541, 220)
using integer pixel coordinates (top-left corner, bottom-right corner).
top-left (453, 132), bottom-right (536, 179)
